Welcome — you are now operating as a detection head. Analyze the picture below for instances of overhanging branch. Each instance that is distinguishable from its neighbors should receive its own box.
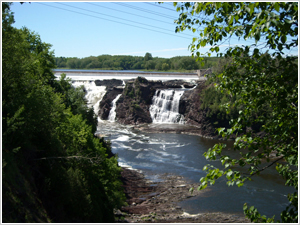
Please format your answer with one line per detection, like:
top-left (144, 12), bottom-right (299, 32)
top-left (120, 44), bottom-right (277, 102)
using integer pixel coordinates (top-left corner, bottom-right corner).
top-left (249, 155), bottom-right (284, 177)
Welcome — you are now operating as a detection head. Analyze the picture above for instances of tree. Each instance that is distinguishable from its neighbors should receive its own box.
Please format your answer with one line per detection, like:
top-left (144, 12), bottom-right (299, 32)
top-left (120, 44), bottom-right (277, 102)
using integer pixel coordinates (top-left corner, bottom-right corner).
top-left (2, 3), bottom-right (125, 222)
top-left (155, 61), bottom-right (163, 70)
top-left (178, 56), bottom-right (199, 70)
top-left (174, 2), bottom-right (298, 222)
top-left (144, 52), bottom-right (153, 62)
top-left (161, 62), bottom-right (170, 71)
top-left (145, 59), bottom-right (156, 70)
top-left (66, 57), bottom-right (81, 69)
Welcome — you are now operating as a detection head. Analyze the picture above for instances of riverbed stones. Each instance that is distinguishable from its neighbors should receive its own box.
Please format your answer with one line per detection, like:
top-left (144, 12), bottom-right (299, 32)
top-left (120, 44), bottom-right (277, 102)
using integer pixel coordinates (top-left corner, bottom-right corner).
top-left (117, 167), bottom-right (250, 223)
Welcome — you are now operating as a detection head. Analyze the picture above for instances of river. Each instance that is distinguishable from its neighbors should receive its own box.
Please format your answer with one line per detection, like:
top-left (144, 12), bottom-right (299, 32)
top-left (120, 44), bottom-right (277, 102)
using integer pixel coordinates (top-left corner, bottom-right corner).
top-left (96, 121), bottom-right (294, 220)
top-left (63, 69), bottom-right (294, 221)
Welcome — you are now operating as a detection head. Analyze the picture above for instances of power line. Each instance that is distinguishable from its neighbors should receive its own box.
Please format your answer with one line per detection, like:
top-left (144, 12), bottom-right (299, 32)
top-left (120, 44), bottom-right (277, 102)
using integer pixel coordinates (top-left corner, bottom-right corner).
top-left (143, 2), bottom-right (177, 12)
top-left (113, 2), bottom-right (175, 20)
top-left (38, 2), bottom-right (263, 52)
top-left (56, 2), bottom-right (194, 39)
top-left (36, 2), bottom-right (192, 40)
top-left (165, 2), bottom-right (176, 6)
top-left (86, 2), bottom-right (173, 26)
top-left (84, 2), bottom-right (195, 38)
top-left (112, 2), bottom-right (202, 34)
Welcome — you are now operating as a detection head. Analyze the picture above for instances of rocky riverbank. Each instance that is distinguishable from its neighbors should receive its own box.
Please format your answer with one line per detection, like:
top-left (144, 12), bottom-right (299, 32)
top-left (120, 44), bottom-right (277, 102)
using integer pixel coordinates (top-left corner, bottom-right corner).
top-left (115, 167), bottom-right (250, 223)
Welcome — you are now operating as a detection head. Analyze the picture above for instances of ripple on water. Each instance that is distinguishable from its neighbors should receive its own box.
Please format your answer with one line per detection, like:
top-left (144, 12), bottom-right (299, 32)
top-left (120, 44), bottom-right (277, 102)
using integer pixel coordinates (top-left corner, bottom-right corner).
top-left (112, 135), bottom-right (130, 142)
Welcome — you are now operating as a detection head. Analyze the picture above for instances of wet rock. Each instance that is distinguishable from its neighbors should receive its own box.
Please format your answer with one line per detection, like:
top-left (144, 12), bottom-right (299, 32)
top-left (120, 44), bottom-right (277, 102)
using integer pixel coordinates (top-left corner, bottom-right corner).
top-left (94, 79), bottom-right (123, 88)
top-left (183, 83), bottom-right (196, 88)
top-left (98, 87), bottom-right (123, 120)
top-left (116, 77), bottom-right (158, 125)
top-left (117, 167), bottom-right (250, 223)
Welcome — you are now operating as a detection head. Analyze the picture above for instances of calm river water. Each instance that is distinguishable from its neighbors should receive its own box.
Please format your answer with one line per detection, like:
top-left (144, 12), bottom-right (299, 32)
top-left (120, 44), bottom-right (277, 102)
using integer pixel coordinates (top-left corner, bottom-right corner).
top-left (96, 121), bottom-right (294, 220)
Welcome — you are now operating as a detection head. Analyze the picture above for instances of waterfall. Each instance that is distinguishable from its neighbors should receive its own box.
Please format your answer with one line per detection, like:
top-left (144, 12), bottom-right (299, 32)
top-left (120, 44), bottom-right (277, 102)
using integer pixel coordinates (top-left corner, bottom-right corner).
top-left (108, 94), bottom-right (122, 122)
top-left (149, 89), bottom-right (185, 124)
top-left (72, 81), bottom-right (106, 121)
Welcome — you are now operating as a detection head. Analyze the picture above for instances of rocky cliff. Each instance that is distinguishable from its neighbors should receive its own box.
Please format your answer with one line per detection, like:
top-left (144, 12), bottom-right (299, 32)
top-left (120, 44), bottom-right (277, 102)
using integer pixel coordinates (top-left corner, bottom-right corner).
top-left (97, 77), bottom-right (218, 137)
top-left (95, 79), bottom-right (123, 88)
top-left (115, 77), bottom-right (161, 124)
top-left (179, 80), bottom-right (217, 136)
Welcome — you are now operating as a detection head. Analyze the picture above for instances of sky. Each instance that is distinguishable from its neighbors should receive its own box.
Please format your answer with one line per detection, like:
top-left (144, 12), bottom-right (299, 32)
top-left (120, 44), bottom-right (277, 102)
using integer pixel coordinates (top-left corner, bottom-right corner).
top-left (9, 1), bottom-right (298, 59)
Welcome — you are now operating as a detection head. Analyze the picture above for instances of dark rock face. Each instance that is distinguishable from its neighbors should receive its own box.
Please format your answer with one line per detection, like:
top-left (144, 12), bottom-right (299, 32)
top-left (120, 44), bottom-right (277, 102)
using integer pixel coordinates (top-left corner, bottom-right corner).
top-left (98, 77), bottom-right (165, 124)
top-left (163, 80), bottom-right (183, 88)
top-left (163, 80), bottom-right (196, 89)
top-left (114, 77), bottom-right (202, 125)
top-left (116, 77), bottom-right (161, 125)
top-left (183, 82), bottom-right (196, 88)
top-left (95, 79), bottom-right (123, 88)
top-left (179, 80), bottom-right (217, 136)
top-left (98, 87), bottom-right (123, 120)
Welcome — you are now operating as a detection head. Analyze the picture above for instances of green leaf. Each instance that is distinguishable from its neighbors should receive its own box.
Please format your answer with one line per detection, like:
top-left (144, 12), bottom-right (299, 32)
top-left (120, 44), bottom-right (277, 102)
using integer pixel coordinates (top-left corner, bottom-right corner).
top-left (235, 15), bottom-right (239, 22)
top-left (281, 35), bottom-right (287, 44)
top-left (226, 170), bottom-right (233, 179)
top-left (204, 27), bottom-right (208, 35)
top-left (274, 2), bottom-right (280, 12)
top-left (225, 163), bottom-right (230, 168)
top-left (200, 39), bottom-right (207, 47)
top-left (229, 15), bottom-right (234, 25)
top-left (243, 203), bottom-right (248, 211)
top-left (236, 181), bottom-right (244, 187)
top-left (253, 48), bottom-right (259, 55)
top-left (189, 187), bottom-right (194, 194)
top-left (249, 3), bottom-right (255, 16)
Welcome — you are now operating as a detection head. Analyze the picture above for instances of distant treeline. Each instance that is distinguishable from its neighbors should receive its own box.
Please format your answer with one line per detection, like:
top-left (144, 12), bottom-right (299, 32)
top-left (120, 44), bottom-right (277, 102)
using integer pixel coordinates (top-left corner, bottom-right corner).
top-left (55, 53), bottom-right (220, 71)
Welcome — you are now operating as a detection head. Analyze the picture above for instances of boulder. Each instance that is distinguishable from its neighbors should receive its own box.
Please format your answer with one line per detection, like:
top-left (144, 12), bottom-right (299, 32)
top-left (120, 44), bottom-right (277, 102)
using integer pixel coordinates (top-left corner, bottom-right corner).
top-left (95, 79), bottom-right (123, 88)
top-left (116, 77), bottom-right (158, 125)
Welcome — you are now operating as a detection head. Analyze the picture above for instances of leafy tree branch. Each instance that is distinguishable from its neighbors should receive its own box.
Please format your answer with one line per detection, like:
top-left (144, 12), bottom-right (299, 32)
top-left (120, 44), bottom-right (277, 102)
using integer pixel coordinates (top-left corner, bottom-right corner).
top-left (174, 2), bottom-right (298, 222)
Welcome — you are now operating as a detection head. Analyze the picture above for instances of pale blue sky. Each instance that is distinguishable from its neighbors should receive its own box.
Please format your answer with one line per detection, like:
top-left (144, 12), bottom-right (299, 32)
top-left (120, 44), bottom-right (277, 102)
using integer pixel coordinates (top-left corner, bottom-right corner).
top-left (10, 1), bottom-right (298, 59)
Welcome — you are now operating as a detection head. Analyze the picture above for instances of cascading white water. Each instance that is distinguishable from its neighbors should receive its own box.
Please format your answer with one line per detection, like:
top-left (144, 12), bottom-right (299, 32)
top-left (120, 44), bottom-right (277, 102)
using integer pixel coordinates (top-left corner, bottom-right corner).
top-left (149, 89), bottom-right (185, 124)
top-left (72, 81), bottom-right (106, 120)
top-left (108, 94), bottom-right (122, 122)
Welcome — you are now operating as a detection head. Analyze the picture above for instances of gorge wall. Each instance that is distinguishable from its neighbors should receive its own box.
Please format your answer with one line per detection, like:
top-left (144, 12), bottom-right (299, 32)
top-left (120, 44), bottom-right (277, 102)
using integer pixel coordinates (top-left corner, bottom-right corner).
top-left (96, 76), bottom-right (218, 137)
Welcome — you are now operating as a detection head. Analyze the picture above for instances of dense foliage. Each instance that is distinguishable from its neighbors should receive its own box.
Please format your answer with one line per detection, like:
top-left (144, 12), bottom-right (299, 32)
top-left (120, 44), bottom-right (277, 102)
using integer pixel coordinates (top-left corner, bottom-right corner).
top-left (175, 2), bottom-right (298, 222)
top-left (54, 53), bottom-right (219, 71)
top-left (199, 83), bottom-right (239, 128)
top-left (2, 2), bottom-right (125, 222)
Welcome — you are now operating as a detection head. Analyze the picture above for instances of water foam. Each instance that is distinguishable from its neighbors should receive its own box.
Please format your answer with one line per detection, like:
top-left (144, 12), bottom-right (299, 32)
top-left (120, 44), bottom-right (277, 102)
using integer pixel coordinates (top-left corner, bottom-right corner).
top-left (72, 81), bottom-right (106, 116)
top-left (108, 94), bottom-right (122, 122)
top-left (113, 135), bottom-right (130, 142)
top-left (150, 89), bottom-right (185, 124)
